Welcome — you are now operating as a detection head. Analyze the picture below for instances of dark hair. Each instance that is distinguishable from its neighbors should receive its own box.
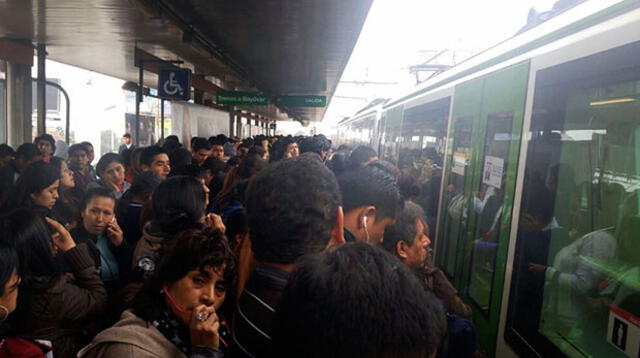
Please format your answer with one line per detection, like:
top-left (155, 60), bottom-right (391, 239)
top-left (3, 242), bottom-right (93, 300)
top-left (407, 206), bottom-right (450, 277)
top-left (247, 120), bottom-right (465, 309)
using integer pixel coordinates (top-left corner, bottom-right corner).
top-left (201, 157), bottom-right (225, 175)
top-left (245, 154), bottom-right (341, 264)
top-left (381, 201), bottom-right (425, 253)
top-left (0, 144), bottom-right (15, 159)
top-left (349, 146), bottom-right (377, 167)
top-left (274, 242), bottom-right (446, 358)
top-left (398, 173), bottom-right (422, 199)
top-left (95, 153), bottom-right (124, 176)
top-left (162, 135), bottom-right (182, 154)
top-left (170, 164), bottom-right (206, 180)
top-left (34, 134), bottom-right (56, 154)
top-left (169, 148), bottom-right (193, 172)
top-left (10, 161), bottom-right (60, 209)
top-left (67, 143), bottom-right (88, 157)
top-left (269, 137), bottom-right (294, 162)
top-left (80, 187), bottom-right (116, 213)
top-left (140, 146), bottom-right (168, 167)
top-left (123, 133), bottom-right (131, 139)
top-left (236, 153), bottom-right (267, 180)
top-left (299, 135), bottom-right (330, 156)
top-left (80, 141), bottom-right (94, 150)
top-left (0, 209), bottom-right (60, 286)
top-left (327, 151), bottom-right (349, 176)
top-left (338, 164), bottom-right (403, 220)
top-left (152, 176), bottom-right (206, 235)
top-left (15, 143), bottom-right (41, 160)
top-left (116, 171), bottom-right (162, 220)
top-left (337, 144), bottom-right (352, 152)
top-left (192, 137), bottom-right (212, 152)
top-left (208, 136), bottom-right (226, 147)
top-left (133, 227), bottom-right (236, 321)
top-left (248, 146), bottom-right (265, 158)
top-left (0, 242), bottom-right (18, 296)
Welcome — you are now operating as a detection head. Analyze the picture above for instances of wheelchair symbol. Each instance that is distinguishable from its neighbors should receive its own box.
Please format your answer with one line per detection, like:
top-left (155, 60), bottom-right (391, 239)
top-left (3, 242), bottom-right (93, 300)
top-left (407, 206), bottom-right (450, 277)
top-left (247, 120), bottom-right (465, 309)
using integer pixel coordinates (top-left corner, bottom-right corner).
top-left (163, 72), bottom-right (184, 96)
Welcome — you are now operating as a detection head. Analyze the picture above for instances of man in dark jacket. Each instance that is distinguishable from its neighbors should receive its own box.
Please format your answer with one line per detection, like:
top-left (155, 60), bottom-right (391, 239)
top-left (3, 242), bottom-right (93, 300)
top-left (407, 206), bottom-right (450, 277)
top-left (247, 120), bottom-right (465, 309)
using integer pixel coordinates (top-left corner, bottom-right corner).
top-left (381, 200), bottom-right (471, 319)
top-left (232, 154), bottom-right (345, 357)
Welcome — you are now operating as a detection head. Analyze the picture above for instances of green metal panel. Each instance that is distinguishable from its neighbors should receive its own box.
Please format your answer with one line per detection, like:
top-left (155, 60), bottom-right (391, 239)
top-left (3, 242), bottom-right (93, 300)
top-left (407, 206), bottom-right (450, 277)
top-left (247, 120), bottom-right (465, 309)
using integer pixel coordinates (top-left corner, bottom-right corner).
top-left (436, 61), bottom-right (530, 357)
top-left (468, 61), bottom-right (530, 356)
top-left (436, 77), bottom-right (483, 285)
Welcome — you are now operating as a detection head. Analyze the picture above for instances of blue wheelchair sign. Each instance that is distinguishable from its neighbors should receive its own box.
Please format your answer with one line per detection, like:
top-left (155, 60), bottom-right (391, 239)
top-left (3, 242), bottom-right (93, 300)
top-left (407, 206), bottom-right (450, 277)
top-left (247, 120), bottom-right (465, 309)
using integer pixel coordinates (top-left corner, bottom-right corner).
top-left (158, 68), bottom-right (191, 100)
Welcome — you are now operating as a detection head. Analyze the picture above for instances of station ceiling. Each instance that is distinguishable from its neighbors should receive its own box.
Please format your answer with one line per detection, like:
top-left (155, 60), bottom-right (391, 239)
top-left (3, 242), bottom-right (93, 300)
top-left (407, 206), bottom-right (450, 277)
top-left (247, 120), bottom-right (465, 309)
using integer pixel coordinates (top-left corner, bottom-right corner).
top-left (0, 0), bottom-right (373, 122)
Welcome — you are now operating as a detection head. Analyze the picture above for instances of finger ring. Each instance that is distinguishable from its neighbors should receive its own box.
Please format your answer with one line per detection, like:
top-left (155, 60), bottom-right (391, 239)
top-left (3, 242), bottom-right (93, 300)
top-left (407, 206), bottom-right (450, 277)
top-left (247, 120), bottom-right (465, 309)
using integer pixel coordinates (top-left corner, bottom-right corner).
top-left (196, 311), bottom-right (209, 322)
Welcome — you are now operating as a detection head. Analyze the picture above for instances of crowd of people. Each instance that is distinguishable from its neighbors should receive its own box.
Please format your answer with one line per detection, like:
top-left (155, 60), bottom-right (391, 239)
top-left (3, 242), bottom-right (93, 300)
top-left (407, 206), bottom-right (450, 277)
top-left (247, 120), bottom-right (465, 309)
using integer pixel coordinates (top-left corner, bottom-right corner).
top-left (0, 132), bottom-right (475, 358)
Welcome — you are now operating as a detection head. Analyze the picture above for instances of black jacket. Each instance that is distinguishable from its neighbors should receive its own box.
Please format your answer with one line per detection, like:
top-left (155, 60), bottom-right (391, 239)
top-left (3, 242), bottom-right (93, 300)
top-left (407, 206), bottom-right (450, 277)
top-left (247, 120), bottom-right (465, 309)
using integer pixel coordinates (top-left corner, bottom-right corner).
top-left (70, 226), bottom-right (133, 283)
top-left (232, 265), bottom-right (289, 358)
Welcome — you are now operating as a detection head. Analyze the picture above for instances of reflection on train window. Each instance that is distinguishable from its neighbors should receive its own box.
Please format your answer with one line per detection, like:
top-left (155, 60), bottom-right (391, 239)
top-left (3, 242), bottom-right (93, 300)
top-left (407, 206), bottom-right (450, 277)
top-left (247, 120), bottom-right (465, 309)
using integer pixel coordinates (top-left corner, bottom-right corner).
top-left (380, 106), bottom-right (404, 163)
top-left (508, 55), bottom-right (640, 356)
top-left (468, 111), bottom-right (514, 314)
top-left (338, 114), bottom-right (377, 148)
top-left (397, 98), bottom-right (450, 237)
top-left (440, 116), bottom-right (473, 277)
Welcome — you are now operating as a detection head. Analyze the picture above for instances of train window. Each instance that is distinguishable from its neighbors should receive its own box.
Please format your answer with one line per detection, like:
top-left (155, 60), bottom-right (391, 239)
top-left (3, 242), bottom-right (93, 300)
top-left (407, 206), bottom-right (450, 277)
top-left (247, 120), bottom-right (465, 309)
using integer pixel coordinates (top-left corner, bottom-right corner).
top-left (467, 111), bottom-right (515, 314)
top-left (440, 116), bottom-right (473, 277)
top-left (507, 42), bottom-right (640, 357)
top-left (380, 106), bottom-right (404, 163)
top-left (397, 98), bottom-right (450, 237)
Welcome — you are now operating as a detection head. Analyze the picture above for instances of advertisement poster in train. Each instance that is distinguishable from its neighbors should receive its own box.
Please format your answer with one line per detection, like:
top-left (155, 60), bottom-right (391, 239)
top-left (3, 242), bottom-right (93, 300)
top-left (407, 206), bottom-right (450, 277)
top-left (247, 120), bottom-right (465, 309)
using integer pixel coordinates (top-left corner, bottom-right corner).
top-left (607, 305), bottom-right (640, 357)
top-left (482, 155), bottom-right (504, 189)
top-left (125, 113), bottom-right (155, 147)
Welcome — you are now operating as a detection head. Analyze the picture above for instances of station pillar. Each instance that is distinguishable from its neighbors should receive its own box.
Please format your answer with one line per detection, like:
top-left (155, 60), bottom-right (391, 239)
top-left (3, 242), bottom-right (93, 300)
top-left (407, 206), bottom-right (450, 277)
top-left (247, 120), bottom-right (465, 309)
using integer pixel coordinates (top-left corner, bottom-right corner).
top-left (235, 114), bottom-right (242, 138)
top-left (6, 61), bottom-right (32, 147)
top-left (228, 106), bottom-right (235, 137)
top-left (36, 43), bottom-right (46, 135)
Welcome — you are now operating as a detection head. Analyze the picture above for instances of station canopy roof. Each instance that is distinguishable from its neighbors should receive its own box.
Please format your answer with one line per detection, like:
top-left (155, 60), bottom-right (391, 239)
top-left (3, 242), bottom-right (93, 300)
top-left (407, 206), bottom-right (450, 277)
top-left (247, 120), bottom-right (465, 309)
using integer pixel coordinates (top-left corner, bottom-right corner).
top-left (0, 0), bottom-right (373, 122)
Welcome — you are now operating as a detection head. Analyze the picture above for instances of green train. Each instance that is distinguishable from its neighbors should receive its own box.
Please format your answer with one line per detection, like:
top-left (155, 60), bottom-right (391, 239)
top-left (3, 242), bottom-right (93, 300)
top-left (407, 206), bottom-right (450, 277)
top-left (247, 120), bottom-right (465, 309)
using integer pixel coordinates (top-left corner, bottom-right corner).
top-left (336, 1), bottom-right (640, 357)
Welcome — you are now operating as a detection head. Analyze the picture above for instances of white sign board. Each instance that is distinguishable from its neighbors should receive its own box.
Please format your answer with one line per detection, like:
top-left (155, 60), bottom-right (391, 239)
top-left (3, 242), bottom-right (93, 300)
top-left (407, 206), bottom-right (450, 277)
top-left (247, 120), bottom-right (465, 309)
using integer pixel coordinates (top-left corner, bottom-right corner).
top-left (482, 155), bottom-right (504, 189)
top-left (607, 305), bottom-right (640, 357)
top-left (452, 152), bottom-right (466, 176)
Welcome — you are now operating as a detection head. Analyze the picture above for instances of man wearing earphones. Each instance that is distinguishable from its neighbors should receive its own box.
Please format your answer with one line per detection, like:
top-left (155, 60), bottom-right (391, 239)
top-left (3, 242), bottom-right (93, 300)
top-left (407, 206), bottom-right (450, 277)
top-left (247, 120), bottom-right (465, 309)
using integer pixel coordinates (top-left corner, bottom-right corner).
top-left (232, 154), bottom-right (345, 357)
top-left (338, 162), bottom-right (403, 244)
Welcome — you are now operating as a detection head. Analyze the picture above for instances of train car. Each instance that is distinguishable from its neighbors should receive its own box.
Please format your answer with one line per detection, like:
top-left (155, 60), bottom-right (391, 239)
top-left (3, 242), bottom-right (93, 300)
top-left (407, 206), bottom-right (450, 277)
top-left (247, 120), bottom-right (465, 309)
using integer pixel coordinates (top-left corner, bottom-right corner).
top-left (338, 1), bottom-right (640, 356)
top-left (335, 102), bottom-right (385, 149)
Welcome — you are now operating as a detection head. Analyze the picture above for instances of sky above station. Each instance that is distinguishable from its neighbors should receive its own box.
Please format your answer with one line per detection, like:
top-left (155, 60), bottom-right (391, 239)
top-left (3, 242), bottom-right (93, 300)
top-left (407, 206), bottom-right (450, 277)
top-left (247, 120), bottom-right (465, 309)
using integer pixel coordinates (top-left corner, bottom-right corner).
top-left (291, 0), bottom-right (560, 135)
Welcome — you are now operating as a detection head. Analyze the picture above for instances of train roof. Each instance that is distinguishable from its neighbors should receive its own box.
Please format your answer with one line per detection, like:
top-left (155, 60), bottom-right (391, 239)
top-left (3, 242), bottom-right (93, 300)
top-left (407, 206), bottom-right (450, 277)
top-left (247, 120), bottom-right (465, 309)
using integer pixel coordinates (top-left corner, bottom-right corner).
top-left (382, 0), bottom-right (637, 111)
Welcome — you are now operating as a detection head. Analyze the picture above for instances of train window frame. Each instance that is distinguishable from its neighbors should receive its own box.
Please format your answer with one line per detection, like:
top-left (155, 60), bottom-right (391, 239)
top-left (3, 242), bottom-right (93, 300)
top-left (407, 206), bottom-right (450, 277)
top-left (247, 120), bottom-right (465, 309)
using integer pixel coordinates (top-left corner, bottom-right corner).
top-left (467, 110), bottom-right (515, 318)
top-left (505, 40), bottom-right (640, 358)
top-left (440, 115), bottom-right (474, 279)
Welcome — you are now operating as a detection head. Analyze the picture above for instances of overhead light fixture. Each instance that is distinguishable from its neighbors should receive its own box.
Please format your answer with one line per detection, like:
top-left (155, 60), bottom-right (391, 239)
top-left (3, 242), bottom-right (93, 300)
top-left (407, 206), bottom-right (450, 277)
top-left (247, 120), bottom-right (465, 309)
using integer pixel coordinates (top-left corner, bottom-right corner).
top-left (589, 98), bottom-right (636, 106)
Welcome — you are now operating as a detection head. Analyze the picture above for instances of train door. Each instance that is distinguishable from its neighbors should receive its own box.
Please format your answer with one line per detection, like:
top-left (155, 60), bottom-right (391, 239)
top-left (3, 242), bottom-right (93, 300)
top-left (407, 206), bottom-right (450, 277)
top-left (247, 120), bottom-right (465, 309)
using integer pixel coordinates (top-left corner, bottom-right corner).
top-left (436, 61), bottom-right (530, 356)
top-left (507, 40), bottom-right (640, 358)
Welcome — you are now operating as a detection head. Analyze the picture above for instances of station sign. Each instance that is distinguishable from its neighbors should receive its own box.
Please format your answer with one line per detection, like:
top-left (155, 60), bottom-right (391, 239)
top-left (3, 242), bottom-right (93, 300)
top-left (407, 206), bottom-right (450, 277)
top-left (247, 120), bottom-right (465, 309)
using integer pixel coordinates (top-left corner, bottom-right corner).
top-left (276, 95), bottom-right (327, 107)
top-left (158, 68), bottom-right (191, 101)
top-left (216, 92), bottom-right (268, 106)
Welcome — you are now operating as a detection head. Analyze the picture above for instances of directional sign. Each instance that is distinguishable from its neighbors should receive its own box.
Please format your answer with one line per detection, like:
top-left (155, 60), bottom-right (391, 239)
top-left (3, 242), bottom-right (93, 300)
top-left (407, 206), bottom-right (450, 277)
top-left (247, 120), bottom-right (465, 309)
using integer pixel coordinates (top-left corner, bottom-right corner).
top-left (158, 68), bottom-right (191, 101)
top-left (276, 95), bottom-right (327, 107)
top-left (216, 92), bottom-right (268, 106)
